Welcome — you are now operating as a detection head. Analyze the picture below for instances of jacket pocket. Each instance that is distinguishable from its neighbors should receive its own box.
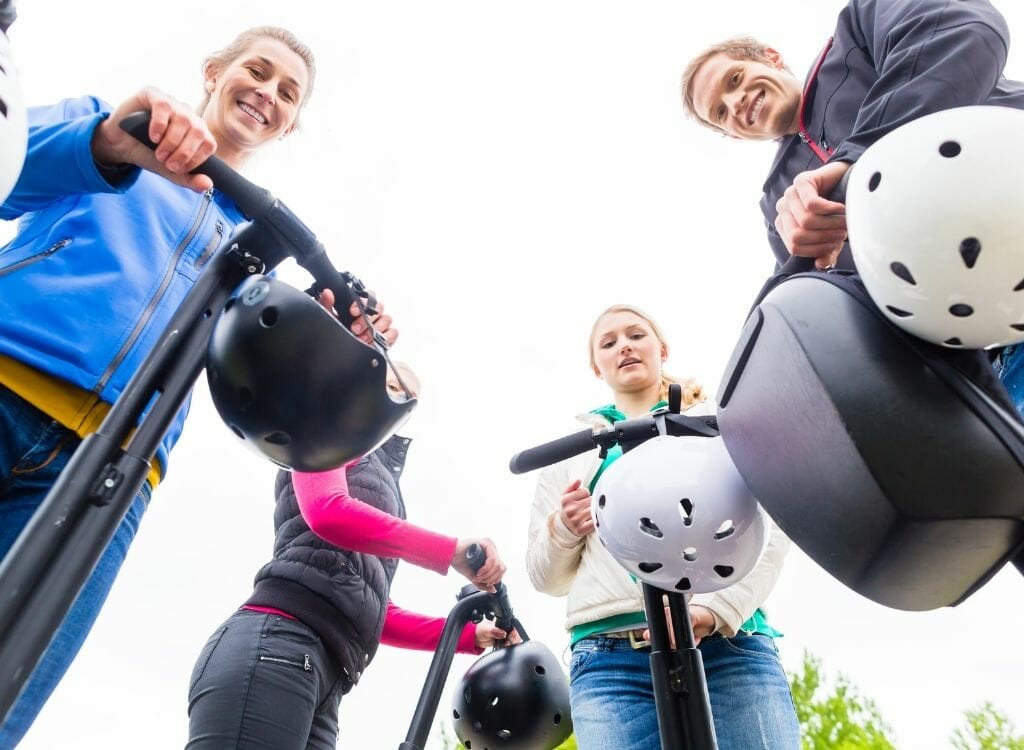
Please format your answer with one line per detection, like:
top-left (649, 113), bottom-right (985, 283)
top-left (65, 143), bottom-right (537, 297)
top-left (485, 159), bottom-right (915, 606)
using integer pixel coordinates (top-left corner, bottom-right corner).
top-left (0, 238), bottom-right (73, 279)
top-left (193, 220), bottom-right (224, 270)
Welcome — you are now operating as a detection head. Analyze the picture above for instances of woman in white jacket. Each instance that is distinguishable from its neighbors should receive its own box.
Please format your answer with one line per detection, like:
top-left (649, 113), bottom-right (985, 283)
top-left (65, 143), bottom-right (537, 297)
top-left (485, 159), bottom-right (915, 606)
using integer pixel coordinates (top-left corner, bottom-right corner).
top-left (526, 303), bottom-right (800, 750)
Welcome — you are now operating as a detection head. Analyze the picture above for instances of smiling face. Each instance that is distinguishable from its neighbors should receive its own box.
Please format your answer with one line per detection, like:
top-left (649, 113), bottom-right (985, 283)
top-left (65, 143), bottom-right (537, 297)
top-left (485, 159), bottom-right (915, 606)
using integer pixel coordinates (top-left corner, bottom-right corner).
top-left (690, 50), bottom-right (803, 140)
top-left (202, 37), bottom-right (310, 167)
top-left (590, 310), bottom-right (668, 397)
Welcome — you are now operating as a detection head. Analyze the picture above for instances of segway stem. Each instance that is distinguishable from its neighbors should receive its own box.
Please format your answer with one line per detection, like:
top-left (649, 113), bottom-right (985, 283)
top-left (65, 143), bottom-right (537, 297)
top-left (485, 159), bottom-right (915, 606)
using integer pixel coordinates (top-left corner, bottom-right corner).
top-left (0, 118), bottom-right (381, 722)
top-left (400, 580), bottom-right (519, 750)
top-left (642, 584), bottom-right (718, 750)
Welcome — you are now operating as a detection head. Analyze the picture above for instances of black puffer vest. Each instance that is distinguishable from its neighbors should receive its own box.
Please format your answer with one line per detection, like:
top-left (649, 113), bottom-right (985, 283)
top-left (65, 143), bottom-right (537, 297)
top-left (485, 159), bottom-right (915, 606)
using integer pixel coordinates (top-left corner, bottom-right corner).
top-left (244, 434), bottom-right (412, 684)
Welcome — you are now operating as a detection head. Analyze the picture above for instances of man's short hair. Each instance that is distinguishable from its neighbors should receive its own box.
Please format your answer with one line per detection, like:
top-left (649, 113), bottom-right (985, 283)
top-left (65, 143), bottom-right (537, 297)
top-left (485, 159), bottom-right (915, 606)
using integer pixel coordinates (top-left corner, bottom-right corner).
top-left (680, 35), bottom-right (774, 131)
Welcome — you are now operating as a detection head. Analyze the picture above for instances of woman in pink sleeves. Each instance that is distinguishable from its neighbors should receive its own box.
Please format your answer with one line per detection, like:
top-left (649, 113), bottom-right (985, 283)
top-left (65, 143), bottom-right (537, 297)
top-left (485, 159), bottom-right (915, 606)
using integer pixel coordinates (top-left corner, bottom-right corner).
top-left (186, 365), bottom-right (512, 750)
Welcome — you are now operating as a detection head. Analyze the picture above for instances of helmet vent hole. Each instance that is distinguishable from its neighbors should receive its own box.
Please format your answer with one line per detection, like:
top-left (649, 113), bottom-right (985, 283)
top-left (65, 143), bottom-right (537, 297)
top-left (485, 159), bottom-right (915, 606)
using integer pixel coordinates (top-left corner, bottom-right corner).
top-left (638, 562), bottom-right (663, 574)
top-left (939, 140), bottom-right (962, 158)
top-left (889, 262), bottom-right (916, 285)
top-left (714, 565), bottom-right (735, 578)
top-left (959, 237), bottom-right (982, 268)
top-left (1015, 278), bottom-right (1024, 292)
top-left (259, 307), bottom-right (279, 328)
top-left (868, 172), bottom-right (881, 191)
top-left (534, 665), bottom-right (546, 675)
top-left (944, 337), bottom-right (964, 346)
top-left (598, 494), bottom-right (606, 510)
top-left (229, 424), bottom-right (245, 440)
top-left (679, 497), bottom-right (694, 526)
top-left (675, 577), bottom-right (692, 591)
top-left (553, 713), bottom-right (563, 725)
top-left (490, 696), bottom-right (500, 707)
top-left (714, 520), bottom-right (736, 540)
top-left (473, 721), bottom-right (482, 732)
top-left (639, 517), bottom-right (663, 539)
top-left (453, 710), bottom-right (461, 720)
top-left (465, 741), bottom-right (472, 749)
top-left (264, 432), bottom-right (290, 446)
top-left (949, 303), bottom-right (974, 318)
top-left (683, 547), bottom-right (698, 562)
top-left (497, 729), bottom-right (512, 740)
top-left (886, 306), bottom-right (913, 318)
top-left (1011, 324), bottom-right (1024, 332)
top-left (224, 297), bottom-right (236, 312)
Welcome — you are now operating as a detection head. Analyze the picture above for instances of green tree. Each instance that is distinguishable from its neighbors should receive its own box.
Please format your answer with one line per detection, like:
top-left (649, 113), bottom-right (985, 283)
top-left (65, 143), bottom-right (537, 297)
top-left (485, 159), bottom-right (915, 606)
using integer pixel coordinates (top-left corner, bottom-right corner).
top-left (950, 702), bottom-right (1024, 750)
top-left (788, 650), bottom-right (897, 750)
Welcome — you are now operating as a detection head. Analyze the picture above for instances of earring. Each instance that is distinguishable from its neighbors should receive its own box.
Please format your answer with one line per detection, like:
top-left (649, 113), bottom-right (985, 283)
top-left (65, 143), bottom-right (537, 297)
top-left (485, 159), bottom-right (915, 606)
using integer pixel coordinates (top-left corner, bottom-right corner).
top-left (205, 81), bottom-right (215, 92)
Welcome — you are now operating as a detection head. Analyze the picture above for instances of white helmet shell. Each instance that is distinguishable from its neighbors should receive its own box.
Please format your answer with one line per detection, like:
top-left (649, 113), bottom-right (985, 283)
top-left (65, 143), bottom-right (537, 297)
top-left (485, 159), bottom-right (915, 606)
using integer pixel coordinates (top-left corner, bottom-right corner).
top-left (591, 435), bottom-right (767, 594)
top-left (0, 31), bottom-right (25, 204)
top-left (846, 105), bottom-right (1024, 349)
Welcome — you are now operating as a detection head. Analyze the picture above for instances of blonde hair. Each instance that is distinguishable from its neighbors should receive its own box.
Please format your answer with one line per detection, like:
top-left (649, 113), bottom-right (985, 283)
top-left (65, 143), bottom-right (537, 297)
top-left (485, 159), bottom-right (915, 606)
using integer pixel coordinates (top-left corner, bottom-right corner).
top-left (197, 26), bottom-right (316, 121)
top-left (588, 304), bottom-right (705, 407)
top-left (680, 35), bottom-right (774, 133)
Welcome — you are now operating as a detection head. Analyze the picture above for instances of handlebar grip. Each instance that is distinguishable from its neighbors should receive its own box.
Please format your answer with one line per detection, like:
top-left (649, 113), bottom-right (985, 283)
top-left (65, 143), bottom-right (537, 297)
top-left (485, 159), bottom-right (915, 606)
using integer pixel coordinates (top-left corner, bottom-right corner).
top-left (119, 111), bottom-right (274, 219)
top-left (465, 543), bottom-right (486, 574)
top-left (509, 428), bottom-right (596, 474)
top-left (777, 167), bottom-right (854, 276)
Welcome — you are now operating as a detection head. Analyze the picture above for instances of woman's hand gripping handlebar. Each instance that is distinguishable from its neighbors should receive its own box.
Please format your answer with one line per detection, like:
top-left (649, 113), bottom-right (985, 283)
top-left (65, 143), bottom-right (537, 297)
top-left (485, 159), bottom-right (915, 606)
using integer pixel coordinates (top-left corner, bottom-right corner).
top-left (118, 111), bottom-right (367, 328)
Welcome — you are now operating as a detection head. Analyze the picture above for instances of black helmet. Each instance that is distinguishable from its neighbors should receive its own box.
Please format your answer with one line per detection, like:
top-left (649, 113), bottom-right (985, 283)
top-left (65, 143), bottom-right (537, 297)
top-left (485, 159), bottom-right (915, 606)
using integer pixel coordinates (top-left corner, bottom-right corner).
top-left (206, 275), bottom-right (416, 471)
top-left (452, 641), bottom-right (572, 750)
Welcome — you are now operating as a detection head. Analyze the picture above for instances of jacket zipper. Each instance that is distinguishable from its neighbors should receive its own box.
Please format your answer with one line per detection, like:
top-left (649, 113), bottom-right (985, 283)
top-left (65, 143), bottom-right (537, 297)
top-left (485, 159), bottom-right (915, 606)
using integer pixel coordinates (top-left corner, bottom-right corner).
top-left (193, 220), bottom-right (224, 270)
top-left (259, 654), bottom-right (312, 671)
top-left (797, 37), bottom-right (836, 164)
top-left (0, 238), bottom-right (73, 279)
top-left (94, 190), bottom-right (214, 395)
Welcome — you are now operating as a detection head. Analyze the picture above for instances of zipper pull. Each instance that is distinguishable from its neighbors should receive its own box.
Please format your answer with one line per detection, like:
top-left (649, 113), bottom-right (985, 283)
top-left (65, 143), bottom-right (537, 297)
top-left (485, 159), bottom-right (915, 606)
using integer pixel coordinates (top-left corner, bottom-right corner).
top-left (303, 654), bottom-right (312, 672)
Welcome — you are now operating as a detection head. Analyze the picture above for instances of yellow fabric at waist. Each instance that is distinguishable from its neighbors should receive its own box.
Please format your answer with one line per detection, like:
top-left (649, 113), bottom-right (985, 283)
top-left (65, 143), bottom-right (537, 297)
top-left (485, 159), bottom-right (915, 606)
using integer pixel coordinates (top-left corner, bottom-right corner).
top-left (0, 355), bottom-right (162, 489)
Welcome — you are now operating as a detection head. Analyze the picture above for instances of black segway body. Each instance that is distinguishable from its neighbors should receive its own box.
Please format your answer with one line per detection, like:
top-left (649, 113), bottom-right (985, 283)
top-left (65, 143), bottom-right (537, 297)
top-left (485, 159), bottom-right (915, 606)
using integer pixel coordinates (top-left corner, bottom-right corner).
top-left (717, 270), bottom-right (1024, 610)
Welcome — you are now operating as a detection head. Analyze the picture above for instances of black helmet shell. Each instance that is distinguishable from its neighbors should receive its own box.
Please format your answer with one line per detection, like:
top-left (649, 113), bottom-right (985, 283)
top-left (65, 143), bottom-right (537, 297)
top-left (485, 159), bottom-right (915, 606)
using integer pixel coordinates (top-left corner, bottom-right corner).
top-left (206, 275), bottom-right (416, 471)
top-left (452, 641), bottom-right (572, 750)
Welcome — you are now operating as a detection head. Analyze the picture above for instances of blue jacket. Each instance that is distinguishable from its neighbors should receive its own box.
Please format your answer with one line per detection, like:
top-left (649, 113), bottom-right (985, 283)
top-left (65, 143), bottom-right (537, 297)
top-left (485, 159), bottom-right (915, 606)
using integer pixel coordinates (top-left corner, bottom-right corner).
top-left (760, 0), bottom-right (1024, 268)
top-left (0, 97), bottom-right (245, 474)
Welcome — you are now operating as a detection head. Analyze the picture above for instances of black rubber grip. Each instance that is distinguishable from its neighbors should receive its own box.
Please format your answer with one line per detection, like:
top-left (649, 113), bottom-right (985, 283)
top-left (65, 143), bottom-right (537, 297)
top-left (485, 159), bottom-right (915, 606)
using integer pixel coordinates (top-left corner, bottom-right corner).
top-left (509, 428), bottom-right (596, 474)
top-left (465, 543), bottom-right (486, 573)
top-left (119, 111), bottom-right (274, 219)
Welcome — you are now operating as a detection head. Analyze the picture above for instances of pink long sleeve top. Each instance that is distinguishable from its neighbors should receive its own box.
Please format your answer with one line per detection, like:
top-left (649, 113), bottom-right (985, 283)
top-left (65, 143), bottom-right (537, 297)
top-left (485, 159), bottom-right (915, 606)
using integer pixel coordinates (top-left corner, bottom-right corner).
top-left (245, 462), bottom-right (480, 655)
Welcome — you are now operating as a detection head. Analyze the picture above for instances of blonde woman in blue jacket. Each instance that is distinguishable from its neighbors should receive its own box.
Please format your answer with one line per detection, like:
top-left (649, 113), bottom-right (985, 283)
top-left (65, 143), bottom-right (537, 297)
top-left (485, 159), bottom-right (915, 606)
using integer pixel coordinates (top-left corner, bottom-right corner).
top-left (0, 27), bottom-right (391, 746)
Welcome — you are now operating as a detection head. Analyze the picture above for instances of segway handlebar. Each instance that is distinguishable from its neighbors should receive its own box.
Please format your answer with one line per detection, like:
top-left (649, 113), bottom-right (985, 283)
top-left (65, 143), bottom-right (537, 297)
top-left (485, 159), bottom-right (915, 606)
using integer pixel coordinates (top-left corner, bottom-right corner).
top-left (119, 111), bottom-right (360, 324)
top-left (509, 411), bottom-right (718, 475)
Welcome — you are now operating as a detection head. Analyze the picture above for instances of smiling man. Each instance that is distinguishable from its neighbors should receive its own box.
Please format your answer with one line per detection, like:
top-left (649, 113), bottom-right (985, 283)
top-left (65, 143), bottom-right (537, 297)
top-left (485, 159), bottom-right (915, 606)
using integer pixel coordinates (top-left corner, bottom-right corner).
top-left (680, 0), bottom-right (1024, 416)
top-left (681, 0), bottom-right (1024, 272)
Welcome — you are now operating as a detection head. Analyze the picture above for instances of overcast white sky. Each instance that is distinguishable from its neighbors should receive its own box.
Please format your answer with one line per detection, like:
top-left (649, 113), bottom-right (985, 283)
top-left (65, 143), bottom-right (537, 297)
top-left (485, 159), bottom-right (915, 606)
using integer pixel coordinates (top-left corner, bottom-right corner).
top-left (5, 1), bottom-right (1024, 748)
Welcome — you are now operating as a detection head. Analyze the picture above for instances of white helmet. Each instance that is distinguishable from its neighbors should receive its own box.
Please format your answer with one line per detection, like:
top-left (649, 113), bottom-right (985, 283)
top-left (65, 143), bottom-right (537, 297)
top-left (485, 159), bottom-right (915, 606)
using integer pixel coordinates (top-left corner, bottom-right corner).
top-left (591, 435), bottom-right (767, 594)
top-left (0, 30), bottom-right (25, 204)
top-left (846, 105), bottom-right (1024, 349)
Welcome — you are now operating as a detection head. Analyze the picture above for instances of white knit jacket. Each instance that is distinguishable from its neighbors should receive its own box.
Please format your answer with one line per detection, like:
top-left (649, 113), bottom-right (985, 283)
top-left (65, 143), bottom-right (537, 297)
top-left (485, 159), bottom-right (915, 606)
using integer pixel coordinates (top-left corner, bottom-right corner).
top-left (525, 401), bottom-right (791, 637)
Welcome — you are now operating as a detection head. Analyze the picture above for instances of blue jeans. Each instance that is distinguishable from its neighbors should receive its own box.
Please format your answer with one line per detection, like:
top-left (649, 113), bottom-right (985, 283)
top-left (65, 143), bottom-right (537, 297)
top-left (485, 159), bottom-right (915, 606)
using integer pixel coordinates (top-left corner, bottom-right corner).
top-left (0, 384), bottom-right (150, 747)
top-left (570, 633), bottom-right (800, 750)
top-left (995, 344), bottom-right (1024, 417)
top-left (187, 610), bottom-right (350, 750)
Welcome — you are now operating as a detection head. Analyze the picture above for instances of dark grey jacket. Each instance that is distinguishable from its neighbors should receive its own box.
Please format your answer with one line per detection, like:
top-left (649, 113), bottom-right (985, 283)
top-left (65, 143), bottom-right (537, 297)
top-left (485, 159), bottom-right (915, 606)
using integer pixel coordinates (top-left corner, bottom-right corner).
top-left (244, 434), bottom-right (411, 685)
top-left (761, 0), bottom-right (1024, 268)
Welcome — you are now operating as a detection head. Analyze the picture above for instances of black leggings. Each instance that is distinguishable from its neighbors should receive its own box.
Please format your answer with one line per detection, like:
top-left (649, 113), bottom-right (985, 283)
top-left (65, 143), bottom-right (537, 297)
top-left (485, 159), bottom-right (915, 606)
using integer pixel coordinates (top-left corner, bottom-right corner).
top-left (187, 609), bottom-right (350, 749)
